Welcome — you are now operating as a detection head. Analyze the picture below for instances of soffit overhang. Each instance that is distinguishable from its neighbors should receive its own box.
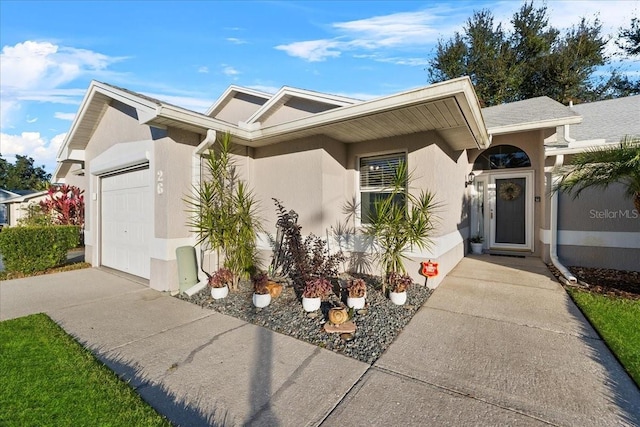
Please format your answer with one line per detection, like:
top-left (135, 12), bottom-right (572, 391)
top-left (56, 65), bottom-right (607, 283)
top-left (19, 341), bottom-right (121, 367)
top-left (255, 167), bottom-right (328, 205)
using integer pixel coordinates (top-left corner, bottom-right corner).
top-left (236, 77), bottom-right (489, 151)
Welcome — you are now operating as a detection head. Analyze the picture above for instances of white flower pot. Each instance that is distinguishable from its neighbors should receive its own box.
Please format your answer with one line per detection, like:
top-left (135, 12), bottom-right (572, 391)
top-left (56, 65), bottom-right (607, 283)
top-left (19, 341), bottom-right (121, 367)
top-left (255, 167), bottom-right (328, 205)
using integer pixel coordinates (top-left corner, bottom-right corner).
top-left (302, 297), bottom-right (321, 312)
top-left (389, 291), bottom-right (407, 306)
top-left (347, 296), bottom-right (366, 310)
top-left (470, 242), bottom-right (483, 255)
top-left (210, 285), bottom-right (229, 300)
top-left (253, 293), bottom-right (271, 308)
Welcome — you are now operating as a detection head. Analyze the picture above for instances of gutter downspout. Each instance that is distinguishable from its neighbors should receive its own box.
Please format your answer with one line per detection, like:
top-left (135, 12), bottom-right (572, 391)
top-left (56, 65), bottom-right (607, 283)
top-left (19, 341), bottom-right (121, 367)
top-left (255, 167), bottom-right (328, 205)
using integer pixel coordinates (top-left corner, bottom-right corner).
top-left (184, 129), bottom-right (218, 297)
top-left (550, 154), bottom-right (577, 285)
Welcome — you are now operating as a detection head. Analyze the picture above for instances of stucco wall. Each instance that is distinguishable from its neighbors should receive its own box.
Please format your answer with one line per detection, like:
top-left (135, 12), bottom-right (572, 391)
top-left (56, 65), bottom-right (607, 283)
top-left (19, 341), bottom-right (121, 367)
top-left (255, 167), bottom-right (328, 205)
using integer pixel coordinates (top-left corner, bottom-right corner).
top-left (154, 128), bottom-right (200, 239)
top-left (248, 131), bottom-right (470, 286)
top-left (253, 135), bottom-right (343, 236)
top-left (556, 183), bottom-right (640, 271)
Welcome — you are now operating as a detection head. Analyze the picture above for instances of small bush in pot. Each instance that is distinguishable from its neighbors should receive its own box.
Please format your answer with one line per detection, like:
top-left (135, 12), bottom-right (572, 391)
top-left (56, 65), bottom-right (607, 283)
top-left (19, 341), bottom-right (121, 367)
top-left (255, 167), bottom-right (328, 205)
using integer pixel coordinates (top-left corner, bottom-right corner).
top-left (209, 268), bottom-right (233, 288)
top-left (302, 277), bottom-right (333, 299)
top-left (209, 268), bottom-right (232, 299)
top-left (252, 272), bottom-right (271, 308)
top-left (302, 277), bottom-right (332, 312)
top-left (346, 278), bottom-right (367, 298)
top-left (346, 277), bottom-right (367, 309)
top-left (469, 234), bottom-right (483, 244)
top-left (387, 271), bottom-right (413, 293)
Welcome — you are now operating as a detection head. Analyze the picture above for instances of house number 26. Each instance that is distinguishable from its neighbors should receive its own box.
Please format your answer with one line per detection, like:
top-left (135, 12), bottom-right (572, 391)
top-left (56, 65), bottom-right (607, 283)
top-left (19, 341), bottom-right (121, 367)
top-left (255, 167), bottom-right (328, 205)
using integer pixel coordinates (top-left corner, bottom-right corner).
top-left (157, 170), bottom-right (164, 195)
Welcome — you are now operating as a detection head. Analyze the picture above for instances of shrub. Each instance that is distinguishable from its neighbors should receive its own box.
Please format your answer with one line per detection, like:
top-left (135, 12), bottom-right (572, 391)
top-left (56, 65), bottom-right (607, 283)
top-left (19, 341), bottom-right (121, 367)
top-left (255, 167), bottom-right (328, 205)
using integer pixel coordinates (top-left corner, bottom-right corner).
top-left (387, 271), bottom-right (413, 293)
top-left (208, 268), bottom-right (233, 288)
top-left (302, 277), bottom-right (333, 299)
top-left (272, 199), bottom-right (344, 290)
top-left (185, 132), bottom-right (262, 290)
top-left (0, 226), bottom-right (80, 274)
top-left (252, 271), bottom-right (270, 295)
top-left (346, 278), bottom-right (367, 298)
top-left (40, 184), bottom-right (85, 226)
top-left (17, 203), bottom-right (55, 227)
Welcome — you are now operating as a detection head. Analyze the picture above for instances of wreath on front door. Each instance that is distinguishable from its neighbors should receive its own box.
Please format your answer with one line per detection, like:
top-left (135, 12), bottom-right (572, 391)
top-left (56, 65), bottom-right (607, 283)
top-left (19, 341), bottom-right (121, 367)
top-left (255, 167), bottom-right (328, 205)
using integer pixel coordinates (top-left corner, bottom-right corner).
top-left (499, 181), bottom-right (522, 201)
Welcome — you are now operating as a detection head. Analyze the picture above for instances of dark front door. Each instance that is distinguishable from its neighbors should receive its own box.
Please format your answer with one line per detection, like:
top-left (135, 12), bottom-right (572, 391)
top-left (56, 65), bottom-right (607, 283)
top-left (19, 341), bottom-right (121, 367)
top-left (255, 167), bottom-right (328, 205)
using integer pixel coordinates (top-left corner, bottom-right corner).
top-left (494, 177), bottom-right (526, 245)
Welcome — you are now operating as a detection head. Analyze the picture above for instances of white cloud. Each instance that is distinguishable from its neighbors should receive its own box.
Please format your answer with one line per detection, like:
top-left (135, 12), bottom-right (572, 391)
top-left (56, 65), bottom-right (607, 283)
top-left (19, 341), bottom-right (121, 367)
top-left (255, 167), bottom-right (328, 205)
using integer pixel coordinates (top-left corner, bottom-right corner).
top-left (222, 65), bottom-right (240, 76)
top-left (276, 39), bottom-right (342, 62)
top-left (275, 8), bottom-right (458, 62)
top-left (0, 41), bottom-right (121, 91)
top-left (226, 37), bottom-right (247, 44)
top-left (54, 112), bottom-right (76, 121)
top-left (335, 10), bottom-right (441, 47)
top-left (26, 117), bottom-right (38, 123)
top-left (0, 41), bottom-right (126, 132)
top-left (197, 66), bottom-right (209, 73)
top-left (0, 131), bottom-right (66, 173)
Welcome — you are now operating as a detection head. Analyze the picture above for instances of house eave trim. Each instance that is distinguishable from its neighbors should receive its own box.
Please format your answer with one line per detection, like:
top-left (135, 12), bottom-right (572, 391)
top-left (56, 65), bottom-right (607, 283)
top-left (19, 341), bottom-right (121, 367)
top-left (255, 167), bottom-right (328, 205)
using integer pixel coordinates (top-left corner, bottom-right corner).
top-left (488, 116), bottom-right (583, 136)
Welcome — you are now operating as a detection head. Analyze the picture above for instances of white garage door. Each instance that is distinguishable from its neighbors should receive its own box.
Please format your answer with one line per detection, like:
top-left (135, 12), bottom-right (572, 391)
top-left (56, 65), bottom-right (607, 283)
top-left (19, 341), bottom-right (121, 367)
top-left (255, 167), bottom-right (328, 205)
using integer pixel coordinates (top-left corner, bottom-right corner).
top-left (101, 167), bottom-right (152, 279)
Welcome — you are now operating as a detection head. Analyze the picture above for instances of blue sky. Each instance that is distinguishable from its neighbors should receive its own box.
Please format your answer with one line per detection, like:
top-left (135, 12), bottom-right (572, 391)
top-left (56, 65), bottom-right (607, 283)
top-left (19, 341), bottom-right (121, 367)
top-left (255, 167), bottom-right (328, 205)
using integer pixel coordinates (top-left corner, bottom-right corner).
top-left (1, 0), bottom-right (638, 176)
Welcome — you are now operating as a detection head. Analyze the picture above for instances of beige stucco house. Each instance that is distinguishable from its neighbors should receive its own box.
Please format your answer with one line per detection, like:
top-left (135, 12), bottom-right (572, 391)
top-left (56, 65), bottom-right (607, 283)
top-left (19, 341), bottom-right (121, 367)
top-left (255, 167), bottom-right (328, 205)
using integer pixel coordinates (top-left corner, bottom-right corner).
top-left (53, 79), bottom-right (639, 292)
top-left (0, 190), bottom-right (49, 227)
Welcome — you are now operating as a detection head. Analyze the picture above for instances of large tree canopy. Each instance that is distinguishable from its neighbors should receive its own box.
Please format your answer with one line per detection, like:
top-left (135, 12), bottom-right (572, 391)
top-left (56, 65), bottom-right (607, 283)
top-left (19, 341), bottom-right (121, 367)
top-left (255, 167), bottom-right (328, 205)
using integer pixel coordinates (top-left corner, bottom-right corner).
top-left (428, 2), bottom-right (622, 106)
top-left (0, 154), bottom-right (51, 191)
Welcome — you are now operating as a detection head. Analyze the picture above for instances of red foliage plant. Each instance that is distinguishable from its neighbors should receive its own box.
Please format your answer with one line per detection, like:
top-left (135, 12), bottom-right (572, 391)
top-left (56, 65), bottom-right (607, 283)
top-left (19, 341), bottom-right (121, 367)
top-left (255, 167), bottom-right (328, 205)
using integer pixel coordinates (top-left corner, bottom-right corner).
top-left (40, 185), bottom-right (85, 226)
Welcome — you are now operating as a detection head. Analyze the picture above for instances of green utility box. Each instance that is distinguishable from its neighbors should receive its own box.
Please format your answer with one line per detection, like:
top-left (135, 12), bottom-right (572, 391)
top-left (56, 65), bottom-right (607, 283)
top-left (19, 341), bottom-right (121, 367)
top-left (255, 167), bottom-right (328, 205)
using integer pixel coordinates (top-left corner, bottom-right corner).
top-left (176, 246), bottom-right (199, 294)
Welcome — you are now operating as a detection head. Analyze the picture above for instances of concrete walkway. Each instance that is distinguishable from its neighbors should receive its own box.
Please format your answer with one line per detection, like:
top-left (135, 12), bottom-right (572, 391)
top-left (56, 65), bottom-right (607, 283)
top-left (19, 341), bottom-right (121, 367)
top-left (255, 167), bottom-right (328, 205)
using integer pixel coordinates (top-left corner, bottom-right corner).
top-left (1, 256), bottom-right (639, 426)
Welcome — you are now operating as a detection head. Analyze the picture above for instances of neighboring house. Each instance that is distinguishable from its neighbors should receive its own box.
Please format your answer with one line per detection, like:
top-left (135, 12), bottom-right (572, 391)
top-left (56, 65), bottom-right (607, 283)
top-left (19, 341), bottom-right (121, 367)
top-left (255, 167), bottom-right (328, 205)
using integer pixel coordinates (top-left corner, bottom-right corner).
top-left (53, 78), bottom-right (637, 293)
top-left (0, 190), bottom-right (49, 226)
top-left (0, 189), bottom-right (21, 225)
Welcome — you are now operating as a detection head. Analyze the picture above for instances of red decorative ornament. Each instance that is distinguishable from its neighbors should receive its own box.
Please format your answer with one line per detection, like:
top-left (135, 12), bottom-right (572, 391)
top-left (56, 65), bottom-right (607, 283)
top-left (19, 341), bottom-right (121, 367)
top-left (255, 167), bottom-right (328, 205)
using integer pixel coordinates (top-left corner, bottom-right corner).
top-left (420, 260), bottom-right (439, 278)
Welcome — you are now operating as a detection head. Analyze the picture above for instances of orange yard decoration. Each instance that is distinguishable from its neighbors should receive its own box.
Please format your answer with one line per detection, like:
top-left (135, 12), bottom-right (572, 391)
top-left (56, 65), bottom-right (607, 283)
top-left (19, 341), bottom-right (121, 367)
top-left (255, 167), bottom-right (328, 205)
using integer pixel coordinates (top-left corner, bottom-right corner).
top-left (420, 260), bottom-right (439, 278)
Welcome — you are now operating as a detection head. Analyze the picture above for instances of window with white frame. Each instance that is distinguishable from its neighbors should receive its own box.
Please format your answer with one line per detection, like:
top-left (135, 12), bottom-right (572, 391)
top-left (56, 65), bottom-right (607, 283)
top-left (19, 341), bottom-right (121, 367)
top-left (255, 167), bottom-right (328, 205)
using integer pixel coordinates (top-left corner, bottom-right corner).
top-left (359, 153), bottom-right (407, 224)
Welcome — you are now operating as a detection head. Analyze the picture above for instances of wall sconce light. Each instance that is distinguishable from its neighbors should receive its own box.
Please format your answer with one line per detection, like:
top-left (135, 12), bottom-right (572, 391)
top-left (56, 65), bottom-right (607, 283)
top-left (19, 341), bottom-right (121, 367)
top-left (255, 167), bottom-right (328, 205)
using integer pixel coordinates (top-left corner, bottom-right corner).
top-left (465, 172), bottom-right (475, 188)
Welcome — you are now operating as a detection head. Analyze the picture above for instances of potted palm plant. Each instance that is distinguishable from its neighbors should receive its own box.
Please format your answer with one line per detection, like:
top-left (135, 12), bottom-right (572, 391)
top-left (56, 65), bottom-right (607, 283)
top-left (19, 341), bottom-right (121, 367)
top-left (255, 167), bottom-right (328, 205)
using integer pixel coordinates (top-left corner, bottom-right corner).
top-left (302, 277), bottom-right (333, 312)
top-left (209, 267), bottom-right (232, 299)
top-left (362, 160), bottom-right (439, 296)
top-left (346, 277), bottom-right (367, 309)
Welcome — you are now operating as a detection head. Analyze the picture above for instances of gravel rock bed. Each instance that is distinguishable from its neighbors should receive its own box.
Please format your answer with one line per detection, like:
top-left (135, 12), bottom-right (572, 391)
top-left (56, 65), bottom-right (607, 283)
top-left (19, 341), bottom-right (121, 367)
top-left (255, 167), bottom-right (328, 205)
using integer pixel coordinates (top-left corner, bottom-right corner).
top-left (177, 278), bottom-right (432, 364)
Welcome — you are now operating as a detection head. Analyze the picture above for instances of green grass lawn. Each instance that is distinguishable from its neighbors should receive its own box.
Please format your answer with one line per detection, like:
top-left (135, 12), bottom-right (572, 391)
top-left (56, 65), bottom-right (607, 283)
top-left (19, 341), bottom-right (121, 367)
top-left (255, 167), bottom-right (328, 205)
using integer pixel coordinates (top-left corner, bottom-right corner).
top-left (0, 313), bottom-right (171, 427)
top-left (567, 288), bottom-right (640, 387)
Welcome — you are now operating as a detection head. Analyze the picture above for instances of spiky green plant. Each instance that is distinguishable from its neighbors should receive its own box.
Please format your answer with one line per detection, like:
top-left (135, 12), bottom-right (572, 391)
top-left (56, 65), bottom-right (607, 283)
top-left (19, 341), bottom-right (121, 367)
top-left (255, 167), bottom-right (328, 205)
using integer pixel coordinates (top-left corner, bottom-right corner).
top-left (184, 132), bottom-right (262, 290)
top-left (362, 160), bottom-right (439, 294)
top-left (554, 136), bottom-right (640, 213)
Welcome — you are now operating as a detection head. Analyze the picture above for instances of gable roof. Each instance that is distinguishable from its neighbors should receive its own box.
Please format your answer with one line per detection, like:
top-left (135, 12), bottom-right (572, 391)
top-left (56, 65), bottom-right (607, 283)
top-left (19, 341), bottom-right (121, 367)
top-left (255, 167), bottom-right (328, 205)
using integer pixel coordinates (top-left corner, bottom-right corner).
top-left (244, 86), bottom-right (359, 125)
top-left (56, 81), bottom-right (249, 164)
top-left (482, 96), bottom-right (581, 135)
top-left (55, 77), bottom-right (491, 183)
top-left (205, 85), bottom-right (273, 120)
top-left (0, 189), bottom-right (21, 202)
top-left (0, 190), bottom-right (48, 205)
top-left (568, 95), bottom-right (640, 143)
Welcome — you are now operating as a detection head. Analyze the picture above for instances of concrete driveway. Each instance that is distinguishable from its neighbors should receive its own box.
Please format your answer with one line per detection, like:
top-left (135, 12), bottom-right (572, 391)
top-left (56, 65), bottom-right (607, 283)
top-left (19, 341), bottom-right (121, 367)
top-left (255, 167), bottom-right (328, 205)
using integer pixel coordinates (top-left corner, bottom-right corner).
top-left (1, 256), bottom-right (639, 426)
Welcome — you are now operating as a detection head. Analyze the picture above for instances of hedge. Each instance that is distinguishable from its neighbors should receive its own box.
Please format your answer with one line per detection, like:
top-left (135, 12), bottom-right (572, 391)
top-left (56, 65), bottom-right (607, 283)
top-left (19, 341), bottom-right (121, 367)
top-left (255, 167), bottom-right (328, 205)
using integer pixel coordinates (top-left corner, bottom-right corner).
top-left (0, 226), bottom-right (80, 274)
